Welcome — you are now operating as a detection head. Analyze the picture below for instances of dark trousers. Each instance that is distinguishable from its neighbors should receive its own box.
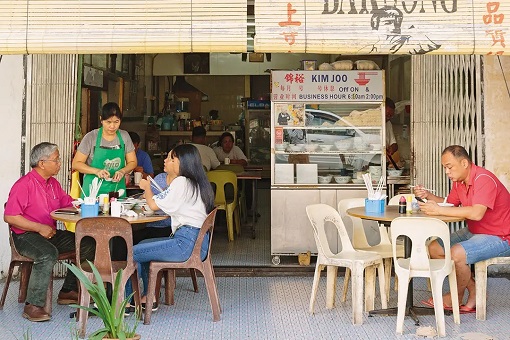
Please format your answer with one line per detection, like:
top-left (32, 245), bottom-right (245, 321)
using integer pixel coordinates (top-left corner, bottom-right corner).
top-left (12, 230), bottom-right (95, 307)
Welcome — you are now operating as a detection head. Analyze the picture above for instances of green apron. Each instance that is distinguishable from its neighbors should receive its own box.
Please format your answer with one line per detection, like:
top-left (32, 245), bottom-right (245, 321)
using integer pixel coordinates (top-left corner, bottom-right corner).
top-left (82, 128), bottom-right (127, 198)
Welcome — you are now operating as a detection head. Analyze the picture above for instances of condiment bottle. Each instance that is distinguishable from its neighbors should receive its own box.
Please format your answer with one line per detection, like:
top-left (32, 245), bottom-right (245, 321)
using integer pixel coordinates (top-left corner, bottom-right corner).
top-left (102, 196), bottom-right (110, 215)
top-left (406, 195), bottom-right (413, 214)
top-left (398, 196), bottom-right (406, 214)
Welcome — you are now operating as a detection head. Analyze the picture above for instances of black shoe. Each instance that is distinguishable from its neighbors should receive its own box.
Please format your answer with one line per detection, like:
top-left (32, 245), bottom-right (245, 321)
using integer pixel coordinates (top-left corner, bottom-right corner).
top-left (141, 302), bottom-right (158, 312)
top-left (124, 306), bottom-right (136, 317)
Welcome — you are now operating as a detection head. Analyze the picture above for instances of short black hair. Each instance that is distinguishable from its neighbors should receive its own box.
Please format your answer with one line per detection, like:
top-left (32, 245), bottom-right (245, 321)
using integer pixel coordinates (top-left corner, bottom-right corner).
top-left (192, 126), bottom-right (207, 138)
top-left (219, 132), bottom-right (235, 144)
top-left (386, 97), bottom-right (396, 109)
top-left (128, 131), bottom-right (140, 144)
top-left (442, 145), bottom-right (472, 163)
top-left (101, 102), bottom-right (122, 120)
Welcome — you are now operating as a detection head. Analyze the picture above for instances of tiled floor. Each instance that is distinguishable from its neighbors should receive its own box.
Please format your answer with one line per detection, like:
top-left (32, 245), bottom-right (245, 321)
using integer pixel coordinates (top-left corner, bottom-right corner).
top-left (2, 185), bottom-right (509, 339)
top-left (1, 276), bottom-right (509, 339)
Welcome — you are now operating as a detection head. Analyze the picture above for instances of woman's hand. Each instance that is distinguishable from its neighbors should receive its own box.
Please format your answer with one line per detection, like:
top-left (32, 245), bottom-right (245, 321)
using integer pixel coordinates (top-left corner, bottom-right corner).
top-left (112, 170), bottom-right (125, 182)
top-left (139, 178), bottom-right (150, 191)
top-left (96, 169), bottom-right (111, 180)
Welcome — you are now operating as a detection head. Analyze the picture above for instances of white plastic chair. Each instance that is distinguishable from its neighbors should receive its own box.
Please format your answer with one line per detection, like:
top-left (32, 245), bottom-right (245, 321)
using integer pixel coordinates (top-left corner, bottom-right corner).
top-left (306, 204), bottom-right (387, 325)
top-left (338, 198), bottom-right (402, 302)
top-left (391, 217), bottom-right (460, 337)
top-left (388, 193), bottom-right (415, 206)
top-left (475, 256), bottom-right (510, 320)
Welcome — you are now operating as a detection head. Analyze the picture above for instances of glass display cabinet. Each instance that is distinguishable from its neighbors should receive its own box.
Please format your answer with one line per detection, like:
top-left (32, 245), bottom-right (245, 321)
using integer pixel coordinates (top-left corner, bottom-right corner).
top-left (270, 70), bottom-right (386, 264)
top-left (244, 101), bottom-right (271, 165)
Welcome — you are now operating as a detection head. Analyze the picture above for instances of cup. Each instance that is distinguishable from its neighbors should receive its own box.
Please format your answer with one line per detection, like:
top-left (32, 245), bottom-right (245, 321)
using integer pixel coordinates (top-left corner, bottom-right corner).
top-left (110, 200), bottom-right (125, 217)
top-left (224, 157), bottom-right (230, 165)
top-left (134, 172), bottom-right (143, 185)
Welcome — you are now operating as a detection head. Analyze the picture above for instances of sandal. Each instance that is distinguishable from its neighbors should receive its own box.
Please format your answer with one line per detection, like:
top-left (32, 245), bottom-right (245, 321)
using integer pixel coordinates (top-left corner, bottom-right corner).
top-left (421, 297), bottom-right (453, 311)
top-left (459, 305), bottom-right (476, 314)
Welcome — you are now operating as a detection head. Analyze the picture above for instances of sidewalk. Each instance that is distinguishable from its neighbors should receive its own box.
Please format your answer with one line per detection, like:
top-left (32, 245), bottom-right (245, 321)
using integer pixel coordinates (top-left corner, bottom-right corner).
top-left (0, 275), bottom-right (507, 339)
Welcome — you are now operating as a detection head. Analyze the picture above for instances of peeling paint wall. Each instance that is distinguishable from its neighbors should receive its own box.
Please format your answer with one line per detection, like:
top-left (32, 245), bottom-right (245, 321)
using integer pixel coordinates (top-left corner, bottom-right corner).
top-left (483, 55), bottom-right (510, 189)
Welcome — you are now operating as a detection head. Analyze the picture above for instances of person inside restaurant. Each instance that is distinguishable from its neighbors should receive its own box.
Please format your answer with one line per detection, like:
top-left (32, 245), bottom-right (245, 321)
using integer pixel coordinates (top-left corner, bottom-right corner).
top-left (385, 97), bottom-right (399, 164)
top-left (190, 126), bottom-right (220, 171)
top-left (214, 132), bottom-right (248, 166)
top-left (415, 145), bottom-right (510, 314)
top-left (72, 102), bottom-right (137, 198)
top-left (4, 142), bottom-right (95, 322)
top-left (125, 144), bottom-right (215, 310)
top-left (128, 131), bottom-right (154, 180)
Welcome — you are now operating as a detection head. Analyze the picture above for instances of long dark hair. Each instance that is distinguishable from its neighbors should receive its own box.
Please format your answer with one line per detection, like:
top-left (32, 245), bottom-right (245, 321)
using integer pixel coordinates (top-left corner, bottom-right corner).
top-left (170, 144), bottom-right (215, 213)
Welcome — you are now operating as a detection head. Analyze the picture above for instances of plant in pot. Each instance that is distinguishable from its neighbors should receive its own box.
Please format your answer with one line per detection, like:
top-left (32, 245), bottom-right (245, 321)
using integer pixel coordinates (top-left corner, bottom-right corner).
top-left (65, 261), bottom-right (140, 340)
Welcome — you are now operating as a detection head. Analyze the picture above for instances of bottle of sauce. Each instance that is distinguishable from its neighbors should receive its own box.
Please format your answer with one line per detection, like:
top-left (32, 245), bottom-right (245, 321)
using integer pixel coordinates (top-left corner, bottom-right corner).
top-left (102, 196), bottom-right (110, 215)
top-left (398, 195), bottom-right (407, 214)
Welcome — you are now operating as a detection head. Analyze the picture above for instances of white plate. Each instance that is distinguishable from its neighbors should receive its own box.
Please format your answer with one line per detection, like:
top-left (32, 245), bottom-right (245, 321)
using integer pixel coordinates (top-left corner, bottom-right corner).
top-left (438, 202), bottom-right (454, 207)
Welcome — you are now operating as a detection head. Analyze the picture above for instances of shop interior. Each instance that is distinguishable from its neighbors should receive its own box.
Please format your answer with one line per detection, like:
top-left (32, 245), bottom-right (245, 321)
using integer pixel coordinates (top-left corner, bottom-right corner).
top-left (79, 52), bottom-right (412, 267)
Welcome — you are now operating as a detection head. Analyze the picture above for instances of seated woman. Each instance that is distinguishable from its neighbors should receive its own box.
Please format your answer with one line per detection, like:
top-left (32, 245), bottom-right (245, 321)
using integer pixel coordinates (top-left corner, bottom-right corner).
top-left (126, 144), bottom-right (215, 310)
top-left (213, 132), bottom-right (248, 166)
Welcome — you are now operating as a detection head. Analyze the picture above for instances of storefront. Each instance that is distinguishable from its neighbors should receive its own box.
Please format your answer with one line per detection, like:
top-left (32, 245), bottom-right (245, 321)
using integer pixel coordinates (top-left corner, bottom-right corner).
top-left (1, 1), bottom-right (510, 269)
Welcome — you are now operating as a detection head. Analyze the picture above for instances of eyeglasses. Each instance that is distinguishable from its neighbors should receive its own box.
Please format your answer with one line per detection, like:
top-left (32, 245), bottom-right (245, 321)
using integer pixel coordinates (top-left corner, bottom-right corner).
top-left (42, 158), bottom-right (61, 163)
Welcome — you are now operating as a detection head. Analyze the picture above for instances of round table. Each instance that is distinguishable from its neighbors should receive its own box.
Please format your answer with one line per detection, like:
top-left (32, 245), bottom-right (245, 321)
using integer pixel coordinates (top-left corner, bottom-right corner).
top-left (347, 205), bottom-right (464, 224)
top-left (51, 209), bottom-right (168, 225)
top-left (346, 205), bottom-right (464, 325)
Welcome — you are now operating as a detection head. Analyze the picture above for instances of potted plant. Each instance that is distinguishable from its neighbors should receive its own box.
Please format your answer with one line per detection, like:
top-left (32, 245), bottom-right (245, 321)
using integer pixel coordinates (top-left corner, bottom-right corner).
top-left (65, 261), bottom-right (140, 340)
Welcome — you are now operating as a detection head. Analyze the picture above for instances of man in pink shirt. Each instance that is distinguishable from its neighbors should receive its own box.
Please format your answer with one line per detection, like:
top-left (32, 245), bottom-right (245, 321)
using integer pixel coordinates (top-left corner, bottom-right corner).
top-left (4, 142), bottom-right (95, 322)
top-left (415, 145), bottom-right (510, 313)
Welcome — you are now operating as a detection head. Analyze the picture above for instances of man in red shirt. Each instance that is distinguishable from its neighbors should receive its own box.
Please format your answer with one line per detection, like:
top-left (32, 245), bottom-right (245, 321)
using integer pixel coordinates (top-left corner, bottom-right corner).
top-left (4, 142), bottom-right (95, 322)
top-left (415, 145), bottom-right (510, 313)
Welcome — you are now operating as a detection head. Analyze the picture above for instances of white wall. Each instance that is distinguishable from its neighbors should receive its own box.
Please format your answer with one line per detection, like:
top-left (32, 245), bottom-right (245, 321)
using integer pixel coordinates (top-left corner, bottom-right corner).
top-left (0, 55), bottom-right (25, 276)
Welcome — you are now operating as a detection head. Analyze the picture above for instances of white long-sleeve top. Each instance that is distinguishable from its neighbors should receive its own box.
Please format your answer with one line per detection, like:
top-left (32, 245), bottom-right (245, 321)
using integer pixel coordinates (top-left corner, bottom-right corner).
top-left (153, 176), bottom-right (206, 234)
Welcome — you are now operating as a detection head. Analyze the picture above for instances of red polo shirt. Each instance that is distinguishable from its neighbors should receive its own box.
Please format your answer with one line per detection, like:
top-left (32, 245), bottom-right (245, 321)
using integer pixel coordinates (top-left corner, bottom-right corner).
top-left (447, 164), bottom-right (510, 238)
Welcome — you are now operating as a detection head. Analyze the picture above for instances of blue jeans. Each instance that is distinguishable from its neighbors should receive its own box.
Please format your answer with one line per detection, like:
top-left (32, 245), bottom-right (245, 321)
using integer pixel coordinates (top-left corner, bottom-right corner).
top-left (126, 226), bottom-right (209, 298)
top-left (437, 227), bottom-right (510, 264)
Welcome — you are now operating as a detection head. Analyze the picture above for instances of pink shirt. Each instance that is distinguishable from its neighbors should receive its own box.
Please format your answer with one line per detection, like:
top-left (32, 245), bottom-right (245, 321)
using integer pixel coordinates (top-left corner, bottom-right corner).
top-left (448, 164), bottom-right (510, 238)
top-left (5, 169), bottom-right (73, 234)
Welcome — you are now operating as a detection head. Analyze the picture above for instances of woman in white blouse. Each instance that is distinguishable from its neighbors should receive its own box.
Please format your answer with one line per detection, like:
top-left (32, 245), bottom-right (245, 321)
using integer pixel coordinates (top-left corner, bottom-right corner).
top-left (126, 144), bottom-right (215, 310)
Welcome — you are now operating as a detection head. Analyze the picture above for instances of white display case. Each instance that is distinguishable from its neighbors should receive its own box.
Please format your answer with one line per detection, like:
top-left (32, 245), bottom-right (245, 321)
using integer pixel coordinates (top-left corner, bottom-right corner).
top-left (270, 70), bottom-right (386, 263)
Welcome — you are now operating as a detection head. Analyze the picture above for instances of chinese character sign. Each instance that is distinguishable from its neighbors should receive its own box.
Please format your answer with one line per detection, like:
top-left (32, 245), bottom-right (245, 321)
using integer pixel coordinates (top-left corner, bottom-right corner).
top-left (271, 71), bottom-right (384, 102)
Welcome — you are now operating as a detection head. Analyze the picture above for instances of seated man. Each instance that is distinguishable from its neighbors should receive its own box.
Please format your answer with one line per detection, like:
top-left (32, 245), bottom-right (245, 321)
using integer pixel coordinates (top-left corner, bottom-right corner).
top-left (128, 131), bottom-right (154, 179)
top-left (214, 132), bottom-right (248, 166)
top-left (415, 145), bottom-right (510, 313)
top-left (4, 142), bottom-right (95, 322)
top-left (190, 126), bottom-right (220, 171)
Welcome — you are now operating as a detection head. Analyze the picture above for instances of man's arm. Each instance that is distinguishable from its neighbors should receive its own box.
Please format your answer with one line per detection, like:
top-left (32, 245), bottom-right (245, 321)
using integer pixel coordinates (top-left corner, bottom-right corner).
top-left (419, 202), bottom-right (487, 221)
top-left (4, 215), bottom-right (55, 239)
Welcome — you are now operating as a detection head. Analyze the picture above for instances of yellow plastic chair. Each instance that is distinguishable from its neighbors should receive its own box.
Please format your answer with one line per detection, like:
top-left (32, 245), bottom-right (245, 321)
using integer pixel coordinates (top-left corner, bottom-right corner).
top-left (65, 171), bottom-right (81, 232)
top-left (214, 164), bottom-right (247, 222)
top-left (207, 170), bottom-right (240, 242)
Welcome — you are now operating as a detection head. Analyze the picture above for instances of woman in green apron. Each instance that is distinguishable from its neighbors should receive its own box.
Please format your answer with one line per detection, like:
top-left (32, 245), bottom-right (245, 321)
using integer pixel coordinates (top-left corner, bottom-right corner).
top-left (72, 102), bottom-right (137, 198)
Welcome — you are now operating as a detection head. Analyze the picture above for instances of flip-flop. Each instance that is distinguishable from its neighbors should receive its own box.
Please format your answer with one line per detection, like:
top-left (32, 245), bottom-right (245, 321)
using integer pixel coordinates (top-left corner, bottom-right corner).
top-left (459, 305), bottom-right (476, 314)
top-left (421, 297), bottom-right (453, 311)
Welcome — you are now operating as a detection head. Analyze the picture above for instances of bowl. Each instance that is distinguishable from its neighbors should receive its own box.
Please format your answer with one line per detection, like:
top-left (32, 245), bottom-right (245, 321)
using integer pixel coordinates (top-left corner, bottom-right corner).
top-left (318, 144), bottom-right (333, 152)
top-left (304, 144), bottom-right (318, 152)
top-left (318, 176), bottom-right (332, 184)
top-left (119, 201), bottom-right (136, 210)
top-left (387, 169), bottom-right (403, 177)
top-left (352, 179), bottom-right (365, 184)
top-left (334, 139), bottom-right (352, 151)
top-left (369, 166), bottom-right (382, 176)
top-left (289, 144), bottom-right (304, 152)
top-left (275, 144), bottom-right (287, 151)
top-left (334, 176), bottom-right (351, 184)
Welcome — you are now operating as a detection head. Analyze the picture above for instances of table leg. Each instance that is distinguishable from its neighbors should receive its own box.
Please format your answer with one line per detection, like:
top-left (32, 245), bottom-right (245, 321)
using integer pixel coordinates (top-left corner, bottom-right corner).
top-left (251, 179), bottom-right (257, 239)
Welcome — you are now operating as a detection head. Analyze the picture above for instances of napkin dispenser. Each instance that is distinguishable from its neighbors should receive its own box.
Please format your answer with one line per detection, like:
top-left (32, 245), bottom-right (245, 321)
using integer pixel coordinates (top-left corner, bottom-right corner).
top-left (81, 203), bottom-right (99, 217)
top-left (365, 198), bottom-right (385, 214)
